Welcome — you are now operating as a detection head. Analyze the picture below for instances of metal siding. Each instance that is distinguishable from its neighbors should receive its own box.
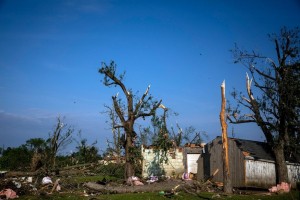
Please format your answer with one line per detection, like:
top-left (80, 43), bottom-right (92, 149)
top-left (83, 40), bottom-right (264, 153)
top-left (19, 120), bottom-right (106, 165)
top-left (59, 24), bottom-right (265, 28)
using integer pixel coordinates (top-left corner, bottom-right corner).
top-left (245, 160), bottom-right (276, 187)
top-left (199, 137), bottom-right (300, 188)
top-left (287, 163), bottom-right (300, 187)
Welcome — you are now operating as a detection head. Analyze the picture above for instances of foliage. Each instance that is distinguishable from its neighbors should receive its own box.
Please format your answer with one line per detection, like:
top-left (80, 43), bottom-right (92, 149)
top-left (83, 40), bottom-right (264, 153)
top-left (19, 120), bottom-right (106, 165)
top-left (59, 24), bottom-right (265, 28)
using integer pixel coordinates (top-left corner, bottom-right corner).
top-left (228, 27), bottom-right (300, 182)
top-left (0, 145), bottom-right (32, 170)
top-left (73, 132), bottom-right (100, 164)
top-left (25, 138), bottom-right (47, 151)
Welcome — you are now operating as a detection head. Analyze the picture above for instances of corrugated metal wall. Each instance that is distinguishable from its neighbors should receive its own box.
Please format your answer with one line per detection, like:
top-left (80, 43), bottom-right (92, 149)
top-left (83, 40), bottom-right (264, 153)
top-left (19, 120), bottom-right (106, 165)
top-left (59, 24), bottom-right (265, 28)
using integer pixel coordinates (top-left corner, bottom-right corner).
top-left (245, 159), bottom-right (276, 187)
top-left (287, 163), bottom-right (300, 187)
top-left (197, 137), bottom-right (300, 188)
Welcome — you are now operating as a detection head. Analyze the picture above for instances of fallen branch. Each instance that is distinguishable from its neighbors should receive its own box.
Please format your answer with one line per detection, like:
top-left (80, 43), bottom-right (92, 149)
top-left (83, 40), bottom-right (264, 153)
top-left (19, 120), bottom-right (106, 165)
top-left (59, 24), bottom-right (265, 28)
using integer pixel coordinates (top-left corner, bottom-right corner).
top-left (84, 180), bottom-right (184, 194)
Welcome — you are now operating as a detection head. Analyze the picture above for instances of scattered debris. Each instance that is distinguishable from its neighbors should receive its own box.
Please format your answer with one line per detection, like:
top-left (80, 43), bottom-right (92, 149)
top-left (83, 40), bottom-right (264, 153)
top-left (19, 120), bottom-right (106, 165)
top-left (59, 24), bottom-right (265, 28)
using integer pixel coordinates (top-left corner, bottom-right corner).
top-left (126, 176), bottom-right (144, 186)
top-left (268, 182), bottom-right (291, 193)
top-left (181, 172), bottom-right (191, 181)
top-left (206, 168), bottom-right (219, 182)
top-left (42, 176), bottom-right (53, 185)
top-left (0, 188), bottom-right (19, 199)
top-left (146, 176), bottom-right (158, 184)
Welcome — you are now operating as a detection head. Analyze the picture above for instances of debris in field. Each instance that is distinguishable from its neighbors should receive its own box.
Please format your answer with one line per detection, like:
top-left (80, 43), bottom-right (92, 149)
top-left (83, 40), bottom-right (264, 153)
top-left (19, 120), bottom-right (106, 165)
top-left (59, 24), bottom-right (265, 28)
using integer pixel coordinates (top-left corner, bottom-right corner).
top-left (42, 176), bottom-right (52, 185)
top-left (181, 172), bottom-right (191, 180)
top-left (0, 188), bottom-right (19, 199)
top-left (146, 176), bottom-right (158, 184)
top-left (211, 193), bottom-right (221, 198)
top-left (50, 178), bottom-right (61, 193)
top-left (12, 181), bottom-right (21, 189)
top-left (126, 176), bottom-right (144, 186)
top-left (268, 182), bottom-right (291, 193)
top-left (206, 168), bottom-right (219, 182)
top-left (0, 171), bottom-right (7, 178)
top-left (158, 190), bottom-right (164, 195)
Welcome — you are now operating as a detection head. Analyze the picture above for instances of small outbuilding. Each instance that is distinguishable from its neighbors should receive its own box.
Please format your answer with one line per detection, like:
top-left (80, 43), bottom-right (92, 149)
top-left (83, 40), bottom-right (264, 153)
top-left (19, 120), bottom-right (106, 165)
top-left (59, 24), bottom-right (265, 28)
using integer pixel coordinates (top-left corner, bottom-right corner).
top-left (141, 144), bottom-right (204, 178)
top-left (197, 136), bottom-right (300, 188)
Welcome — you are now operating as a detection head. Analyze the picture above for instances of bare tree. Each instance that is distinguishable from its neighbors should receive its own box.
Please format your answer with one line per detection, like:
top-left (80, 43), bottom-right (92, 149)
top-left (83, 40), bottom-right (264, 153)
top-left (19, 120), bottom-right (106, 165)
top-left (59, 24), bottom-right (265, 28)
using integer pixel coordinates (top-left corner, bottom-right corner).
top-left (228, 27), bottom-right (300, 183)
top-left (99, 61), bottom-right (162, 179)
top-left (47, 116), bottom-right (73, 169)
top-left (103, 104), bottom-right (123, 164)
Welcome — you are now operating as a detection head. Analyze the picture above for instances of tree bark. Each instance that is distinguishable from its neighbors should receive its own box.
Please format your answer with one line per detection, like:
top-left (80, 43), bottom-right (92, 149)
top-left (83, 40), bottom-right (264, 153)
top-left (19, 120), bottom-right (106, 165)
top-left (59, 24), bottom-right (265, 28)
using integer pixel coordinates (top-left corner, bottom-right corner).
top-left (220, 81), bottom-right (232, 194)
top-left (273, 143), bottom-right (289, 183)
top-left (84, 180), bottom-right (183, 194)
top-left (124, 125), bottom-right (135, 179)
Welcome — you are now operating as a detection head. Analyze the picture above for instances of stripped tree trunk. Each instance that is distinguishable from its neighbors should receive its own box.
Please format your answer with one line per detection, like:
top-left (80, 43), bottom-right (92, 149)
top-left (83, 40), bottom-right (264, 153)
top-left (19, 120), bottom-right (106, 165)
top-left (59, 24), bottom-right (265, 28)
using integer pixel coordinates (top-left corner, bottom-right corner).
top-left (220, 81), bottom-right (232, 194)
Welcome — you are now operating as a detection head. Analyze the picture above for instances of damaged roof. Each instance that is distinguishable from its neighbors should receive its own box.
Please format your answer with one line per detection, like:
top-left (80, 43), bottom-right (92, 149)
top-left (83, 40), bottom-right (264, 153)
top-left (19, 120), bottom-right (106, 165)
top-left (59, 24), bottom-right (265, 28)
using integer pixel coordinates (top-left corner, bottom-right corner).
top-left (214, 136), bottom-right (300, 163)
top-left (233, 138), bottom-right (274, 161)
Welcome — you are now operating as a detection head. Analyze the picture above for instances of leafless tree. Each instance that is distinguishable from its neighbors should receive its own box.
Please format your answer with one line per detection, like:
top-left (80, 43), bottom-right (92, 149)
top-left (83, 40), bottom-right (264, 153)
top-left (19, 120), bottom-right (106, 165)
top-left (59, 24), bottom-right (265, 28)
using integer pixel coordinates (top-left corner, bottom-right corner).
top-left (228, 27), bottom-right (300, 183)
top-left (99, 61), bottom-right (162, 179)
top-left (47, 116), bottom-right (73, 169)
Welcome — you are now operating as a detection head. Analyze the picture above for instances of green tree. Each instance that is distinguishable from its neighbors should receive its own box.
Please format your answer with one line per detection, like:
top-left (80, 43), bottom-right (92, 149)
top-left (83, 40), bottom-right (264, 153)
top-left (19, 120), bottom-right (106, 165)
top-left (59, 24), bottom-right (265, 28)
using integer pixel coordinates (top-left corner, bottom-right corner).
top-left (99, 61), bottom-right (162, 179)
top-left (74, 133), bottom-right (99, 164)
top-left (26, 138), bottom-right (47, 151)
top-left (0, 145), bottom-right (32, 170)
top-left (228, 27), bottom-right (300, 183)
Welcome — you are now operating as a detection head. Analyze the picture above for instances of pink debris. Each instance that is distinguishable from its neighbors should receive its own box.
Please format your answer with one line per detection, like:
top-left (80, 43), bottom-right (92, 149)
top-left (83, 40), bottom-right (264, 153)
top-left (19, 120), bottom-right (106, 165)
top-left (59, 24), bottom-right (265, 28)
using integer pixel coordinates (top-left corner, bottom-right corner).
top-left (269, 182), bottom-right (291, 193)
top-left (0, 188), bottom-right (19, 199)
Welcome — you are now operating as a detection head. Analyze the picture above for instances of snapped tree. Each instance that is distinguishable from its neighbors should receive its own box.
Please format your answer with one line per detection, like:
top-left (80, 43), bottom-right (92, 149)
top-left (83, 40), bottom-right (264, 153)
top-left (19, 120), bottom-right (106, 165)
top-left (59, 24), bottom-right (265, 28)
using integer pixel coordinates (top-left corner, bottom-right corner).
top-left (99, 61), bottom-right (162, 179)
top-left (220, 81), bottom-right (232, 193)
top-left (46, 116), bottom-right (73, 169)
top-left (228, 27), bottom-right (300, 183)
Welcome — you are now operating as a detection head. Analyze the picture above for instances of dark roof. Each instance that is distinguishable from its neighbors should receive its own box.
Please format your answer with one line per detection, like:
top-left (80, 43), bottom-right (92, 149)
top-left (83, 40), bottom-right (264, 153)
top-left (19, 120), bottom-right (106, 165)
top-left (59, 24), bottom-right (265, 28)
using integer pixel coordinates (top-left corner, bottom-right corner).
top-left (214, 137), bottom-right (300, 163)
top-left (233, 138), bottom-right (275, 161)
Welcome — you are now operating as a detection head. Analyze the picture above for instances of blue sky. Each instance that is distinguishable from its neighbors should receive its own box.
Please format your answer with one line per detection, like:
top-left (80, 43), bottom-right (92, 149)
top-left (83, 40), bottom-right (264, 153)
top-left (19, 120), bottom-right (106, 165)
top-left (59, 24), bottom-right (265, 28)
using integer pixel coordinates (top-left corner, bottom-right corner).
top-left (0, 0), bottom-right (299, 153)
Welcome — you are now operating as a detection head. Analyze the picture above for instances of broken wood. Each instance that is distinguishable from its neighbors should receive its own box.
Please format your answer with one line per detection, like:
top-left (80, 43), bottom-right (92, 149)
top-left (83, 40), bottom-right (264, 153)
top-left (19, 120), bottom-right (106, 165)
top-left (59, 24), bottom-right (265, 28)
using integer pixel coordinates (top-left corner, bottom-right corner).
top-left (206, 168), bottom-right (219, 182)
top-left (84, 180), bottom-right (183, 194)
top-left (220, 80), bottom-right (232, 193)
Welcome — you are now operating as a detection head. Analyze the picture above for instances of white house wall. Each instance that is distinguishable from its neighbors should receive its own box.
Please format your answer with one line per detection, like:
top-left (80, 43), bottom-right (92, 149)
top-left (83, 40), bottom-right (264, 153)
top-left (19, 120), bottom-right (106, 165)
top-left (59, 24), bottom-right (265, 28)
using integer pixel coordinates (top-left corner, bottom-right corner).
top-left (141, 147), bottom-right (184, 178)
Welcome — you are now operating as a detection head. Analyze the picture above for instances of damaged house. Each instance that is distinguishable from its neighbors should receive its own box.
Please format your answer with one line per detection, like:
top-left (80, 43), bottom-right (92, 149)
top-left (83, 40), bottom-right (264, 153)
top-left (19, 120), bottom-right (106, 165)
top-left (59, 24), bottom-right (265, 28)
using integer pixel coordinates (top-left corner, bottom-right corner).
top-left (197, 136), bottom-right (300, 188)
top-left (141, 144), bottom-right (204, 178)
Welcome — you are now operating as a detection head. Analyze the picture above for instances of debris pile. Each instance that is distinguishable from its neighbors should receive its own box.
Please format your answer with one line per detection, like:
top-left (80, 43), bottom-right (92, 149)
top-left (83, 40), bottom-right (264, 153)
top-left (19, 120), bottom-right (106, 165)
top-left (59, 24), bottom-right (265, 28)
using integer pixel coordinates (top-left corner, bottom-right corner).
top-left (269, 182), bottom-right (291, 193)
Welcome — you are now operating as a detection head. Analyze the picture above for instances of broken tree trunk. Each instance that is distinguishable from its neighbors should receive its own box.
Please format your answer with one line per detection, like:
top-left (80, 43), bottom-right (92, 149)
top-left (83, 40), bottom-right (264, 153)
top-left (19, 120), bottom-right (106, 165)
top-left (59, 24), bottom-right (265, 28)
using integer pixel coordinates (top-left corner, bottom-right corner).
top-left (220, 81), bottom-right (232, 194)
top-left (84, 180), bottom-right (183, 194)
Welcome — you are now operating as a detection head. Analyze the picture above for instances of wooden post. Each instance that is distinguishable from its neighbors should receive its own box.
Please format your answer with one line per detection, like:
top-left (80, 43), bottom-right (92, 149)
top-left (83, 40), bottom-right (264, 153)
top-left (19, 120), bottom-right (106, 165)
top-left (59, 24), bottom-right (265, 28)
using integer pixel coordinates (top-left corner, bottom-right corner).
top-left (220, 80), bottom-right (232, 193)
